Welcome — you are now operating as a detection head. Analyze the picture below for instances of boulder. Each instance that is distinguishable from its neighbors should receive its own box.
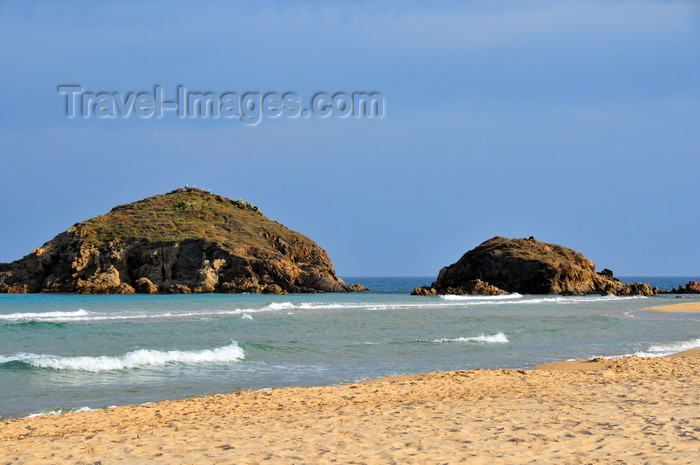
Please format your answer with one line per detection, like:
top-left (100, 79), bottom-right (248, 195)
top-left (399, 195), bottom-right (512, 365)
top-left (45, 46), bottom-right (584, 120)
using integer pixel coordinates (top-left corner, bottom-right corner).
top-left (412, 279), bottom-right (507, 296)
top-left (135, 277), bottom-right (158, 294)
top-left (439, 279), bottom-right (509, 296)
top-left (412, 286), bottom-right (437, 296)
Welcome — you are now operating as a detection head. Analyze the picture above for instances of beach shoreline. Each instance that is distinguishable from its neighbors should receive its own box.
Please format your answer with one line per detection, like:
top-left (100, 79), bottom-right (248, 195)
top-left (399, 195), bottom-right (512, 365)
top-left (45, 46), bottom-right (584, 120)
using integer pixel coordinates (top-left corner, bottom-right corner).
top-left (2, 348), bottom-right (698, 464)
top-left (639, 301), bottom-right (700, 314)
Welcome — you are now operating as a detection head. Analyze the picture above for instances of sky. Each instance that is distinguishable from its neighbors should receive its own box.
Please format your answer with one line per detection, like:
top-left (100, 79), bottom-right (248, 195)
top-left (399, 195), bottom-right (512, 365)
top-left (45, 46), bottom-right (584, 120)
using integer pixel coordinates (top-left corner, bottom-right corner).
top-left (0, 0), bottom-right (698, 276)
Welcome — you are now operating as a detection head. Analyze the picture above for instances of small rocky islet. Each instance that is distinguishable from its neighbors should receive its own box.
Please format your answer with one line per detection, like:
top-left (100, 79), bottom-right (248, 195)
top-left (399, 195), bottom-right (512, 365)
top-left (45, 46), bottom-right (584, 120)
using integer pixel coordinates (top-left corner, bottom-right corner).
top-left (0, 188), bottom-right (364, 294)
top-left (413, 236), bottom-right (658, 297)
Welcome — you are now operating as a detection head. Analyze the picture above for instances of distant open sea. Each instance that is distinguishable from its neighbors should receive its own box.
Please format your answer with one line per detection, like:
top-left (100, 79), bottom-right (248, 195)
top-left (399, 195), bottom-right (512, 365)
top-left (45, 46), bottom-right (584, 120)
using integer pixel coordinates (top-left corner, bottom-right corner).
top-left (1, 276), bottom-right (698, 420)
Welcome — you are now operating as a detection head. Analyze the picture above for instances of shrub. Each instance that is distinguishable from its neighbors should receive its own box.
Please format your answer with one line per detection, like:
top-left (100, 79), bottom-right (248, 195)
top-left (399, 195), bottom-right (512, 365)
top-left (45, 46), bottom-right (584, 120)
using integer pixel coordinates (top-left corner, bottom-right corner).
top-left (231, 199), bottom-right (262, 215)
top-left (174, 200), bottom-right (197, 211)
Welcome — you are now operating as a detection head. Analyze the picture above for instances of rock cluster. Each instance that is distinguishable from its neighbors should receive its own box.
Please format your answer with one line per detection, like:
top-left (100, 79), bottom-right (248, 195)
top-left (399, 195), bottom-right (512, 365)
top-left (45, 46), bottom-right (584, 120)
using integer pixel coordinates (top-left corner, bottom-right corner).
top-left (414, 236), bottom-right (657, 296)
top-left (412, 279), bottom-right (508, 296)
top-left (0, 188), bottom-right (364, 295)
top-left (666, 281), bottom-right (700, 294)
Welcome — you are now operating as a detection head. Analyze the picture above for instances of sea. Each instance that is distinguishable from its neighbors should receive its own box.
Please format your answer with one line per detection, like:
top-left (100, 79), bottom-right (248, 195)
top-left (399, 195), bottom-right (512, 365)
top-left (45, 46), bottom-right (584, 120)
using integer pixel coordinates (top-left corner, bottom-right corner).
top-left (1, 276), bottom-right (699, 421)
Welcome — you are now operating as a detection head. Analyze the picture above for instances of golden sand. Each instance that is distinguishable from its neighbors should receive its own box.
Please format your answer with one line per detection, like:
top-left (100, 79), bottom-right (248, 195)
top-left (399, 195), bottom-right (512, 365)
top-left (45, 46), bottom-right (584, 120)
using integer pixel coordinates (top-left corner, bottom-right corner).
top-left (639, 302), bottom-right (700, 314)
top-left (1, 351), bottom-right (698, 464)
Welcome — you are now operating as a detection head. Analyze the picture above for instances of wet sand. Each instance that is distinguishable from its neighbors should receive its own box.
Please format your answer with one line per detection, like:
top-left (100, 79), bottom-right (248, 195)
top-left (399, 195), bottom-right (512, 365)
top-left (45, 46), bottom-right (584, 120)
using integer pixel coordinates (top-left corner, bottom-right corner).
top-left (1, 351), bottom-right (698, 464)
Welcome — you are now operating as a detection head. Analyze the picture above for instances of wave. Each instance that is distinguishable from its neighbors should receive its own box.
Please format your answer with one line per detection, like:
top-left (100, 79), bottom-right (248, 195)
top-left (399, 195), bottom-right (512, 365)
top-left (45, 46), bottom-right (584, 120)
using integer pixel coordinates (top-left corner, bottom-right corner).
top-left (259, 299), bottom-right (523, 312)
top-left (262, 302), bottom-right (348, 311)
top-left (0, 293), bottom-right (650, 325)
top-left (434, 332), bottom-right (509, 344)
top-left (263, 302), bottom-right (296, 310)
top-left (0, 309), bottom-right (90, 322)
top-left (27, 406), bottom-right (94, 418)
top-left (435, 294), bottom-right (645, 306)
top-left (0, 308), bottom-right (259, 323)
top-left (439, 293), bottom-right (523, 301)
top-left (0, 354), bottom-right (23, 364)
top-left (1, 341), bottom-right (245, 372)
top-left (512, 295), bottom-right (647, 305)
top-left (88, 309), bottom-right (259, 321)
top-left (634, 338), bottom-right (700, 357)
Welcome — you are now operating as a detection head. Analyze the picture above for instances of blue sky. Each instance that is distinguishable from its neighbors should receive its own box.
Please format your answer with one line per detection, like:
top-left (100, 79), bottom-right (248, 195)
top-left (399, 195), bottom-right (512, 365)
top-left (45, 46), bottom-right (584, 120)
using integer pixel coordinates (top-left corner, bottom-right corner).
top-left (1, 0), bottom-right (698, 276)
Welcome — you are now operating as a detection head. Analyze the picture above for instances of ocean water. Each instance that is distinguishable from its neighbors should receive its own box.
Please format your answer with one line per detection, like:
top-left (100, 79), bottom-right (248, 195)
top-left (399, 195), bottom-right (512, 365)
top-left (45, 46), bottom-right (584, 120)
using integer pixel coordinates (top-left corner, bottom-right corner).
top-left (1, 276), bottom-right (698, 420)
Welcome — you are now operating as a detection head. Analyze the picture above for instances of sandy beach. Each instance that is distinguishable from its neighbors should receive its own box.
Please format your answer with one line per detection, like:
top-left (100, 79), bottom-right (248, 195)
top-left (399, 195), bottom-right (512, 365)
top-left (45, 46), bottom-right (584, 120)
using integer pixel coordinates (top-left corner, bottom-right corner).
top-left (639, 302), bottom-right (700, 314)
top-left (1, 349), bottom-right (698, 464)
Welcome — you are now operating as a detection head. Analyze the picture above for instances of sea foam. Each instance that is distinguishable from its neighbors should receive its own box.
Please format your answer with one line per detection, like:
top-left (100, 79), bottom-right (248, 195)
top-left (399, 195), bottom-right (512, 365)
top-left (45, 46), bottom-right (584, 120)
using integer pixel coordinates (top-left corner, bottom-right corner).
top-left (27, 406), bottom-right (93, 418)
top-left (634, 338), bottom-right (700, 357)
top-left (434, 332), bottom-right (509, 344)
top-left (0, 309), bottom-right (90, 321)
top-left (261, 302), bottom-right (348, 311)
top-left (440, 293), bottom-right (522, 301)
top-left (517, 295), bottom-right (647, 305)
top-left (0, 308), bottom-right (261, 323)
top-left (12, 341), bottom-right (245, 372)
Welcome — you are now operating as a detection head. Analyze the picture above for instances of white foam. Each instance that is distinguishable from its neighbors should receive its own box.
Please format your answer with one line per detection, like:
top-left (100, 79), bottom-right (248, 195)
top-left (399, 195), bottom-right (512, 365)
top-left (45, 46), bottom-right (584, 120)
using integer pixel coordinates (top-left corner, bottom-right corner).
top-left (20, 341), bottom-right (245, 372)
top-left (0, 293), bottom-right (650, 325)
top-left (260, 300), bottom-right (506, 312)
top-left (241, 314), bottom-right (253, 320)
top-left (26, 406), bottom-right (94, 418)
top-left (634, 338), bottom-right (700, 358)
top-left (440, 293), bottom-right (523, 301)
top-left (0, 308), bottom-right (263, 323)
top-left (261, 302), bottom-right (348, 311)
top-left (435, 294), bottom-right (646, 306)
top-left (27, 409), bottom-right (63, 418)
top-left (263, 302), bottom-right (297, 310)
top-left (434, 332), bottom-right (509, 344)
top-left (0, 354), bottom-right (21, 364)
top-left (0, 309), bottom-right (90, 321)
top-left (515, 295), bottom-right (647, 305)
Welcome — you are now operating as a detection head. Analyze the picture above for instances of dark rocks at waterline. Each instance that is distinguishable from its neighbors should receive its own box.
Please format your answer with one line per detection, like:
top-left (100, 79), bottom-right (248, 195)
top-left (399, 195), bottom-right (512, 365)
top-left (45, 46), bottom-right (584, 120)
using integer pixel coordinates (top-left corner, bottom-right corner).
top-left (412, 279), bottom-right (509, 296)
top-left (659, 281), bottom-right (700, 295)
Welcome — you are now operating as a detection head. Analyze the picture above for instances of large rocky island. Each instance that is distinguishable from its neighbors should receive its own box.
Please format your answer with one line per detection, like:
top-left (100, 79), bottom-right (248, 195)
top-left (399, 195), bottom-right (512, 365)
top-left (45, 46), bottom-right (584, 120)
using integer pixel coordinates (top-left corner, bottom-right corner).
top-left (0, 188), bottom-right (364, 294)
top-left (414, 236), bottom-right (657, 296)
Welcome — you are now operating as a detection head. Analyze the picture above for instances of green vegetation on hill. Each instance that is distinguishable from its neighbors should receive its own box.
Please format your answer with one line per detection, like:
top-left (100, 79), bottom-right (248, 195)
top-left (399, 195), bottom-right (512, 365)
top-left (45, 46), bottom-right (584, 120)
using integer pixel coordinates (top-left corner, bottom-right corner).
top-left (75, 188), bottom-right (294, 255)
top-left (0, 186), bottom-right (362, 294)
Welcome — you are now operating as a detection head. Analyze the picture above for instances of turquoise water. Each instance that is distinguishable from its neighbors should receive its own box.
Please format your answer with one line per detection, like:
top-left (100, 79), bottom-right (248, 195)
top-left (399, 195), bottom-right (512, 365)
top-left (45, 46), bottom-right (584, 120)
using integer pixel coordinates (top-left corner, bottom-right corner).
top-left (1, 276), bottom-right (698, 420)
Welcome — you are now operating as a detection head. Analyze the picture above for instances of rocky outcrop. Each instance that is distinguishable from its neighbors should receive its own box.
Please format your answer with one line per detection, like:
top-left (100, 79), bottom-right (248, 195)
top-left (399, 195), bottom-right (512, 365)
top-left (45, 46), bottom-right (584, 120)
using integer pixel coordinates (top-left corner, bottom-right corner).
top-left (412, 279), bottom-right (508, 296)
top-left (0, 188), bottom-right (364, 294)
top-left (665, 281), bottom-right (700, 294)
top-left (426, 236), bottom-right (657, 296)
top-left (412, 286), bottom-right (437, 296)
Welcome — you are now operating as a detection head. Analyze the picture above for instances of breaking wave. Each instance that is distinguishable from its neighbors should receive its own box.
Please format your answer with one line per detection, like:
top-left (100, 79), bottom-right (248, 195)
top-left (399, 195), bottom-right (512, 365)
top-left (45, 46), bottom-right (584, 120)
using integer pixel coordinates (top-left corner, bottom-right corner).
top-left (439, 294), bottom-right (522, 301)
top-left (27, 406), bottom-right (94, 418)
top-left (434, 332), bottom-right (509, 344)
top-left (0, 309), bottom-right (90, 322)
top-left (634, 338), bottom-right (700, 357)
top-left (517, 295), bottom-right (647, 305)
top-left (0, 341), bottom-right (245, 372)
top-left (0, 308), bottom-right (258, 323)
